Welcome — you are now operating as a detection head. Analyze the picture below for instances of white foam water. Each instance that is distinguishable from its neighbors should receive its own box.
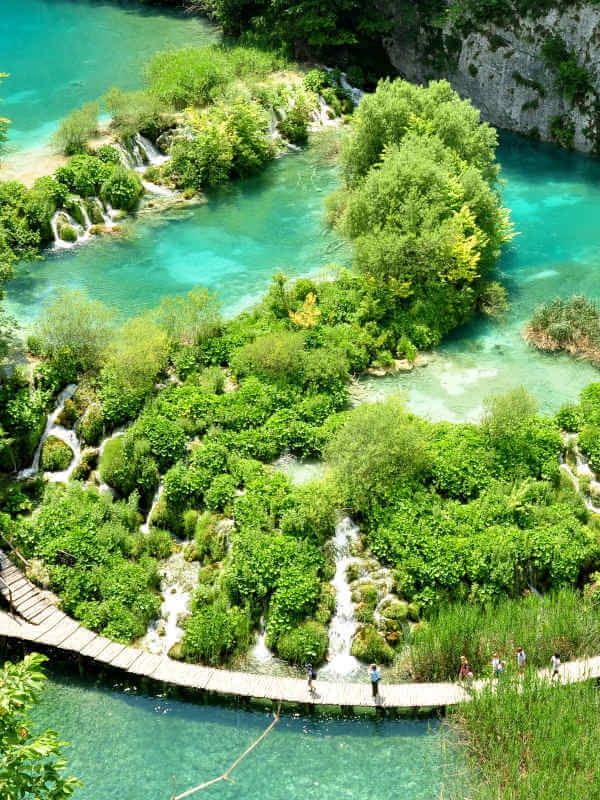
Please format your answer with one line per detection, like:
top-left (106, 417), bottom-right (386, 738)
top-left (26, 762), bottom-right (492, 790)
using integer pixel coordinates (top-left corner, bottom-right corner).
top-left (18, 384), bottom-right (79, 479)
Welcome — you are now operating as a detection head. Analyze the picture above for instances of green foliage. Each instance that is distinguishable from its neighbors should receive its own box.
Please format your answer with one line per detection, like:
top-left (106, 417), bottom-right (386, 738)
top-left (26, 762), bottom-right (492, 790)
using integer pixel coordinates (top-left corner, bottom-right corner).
top-left (410, 589), bottom-right (600, 681)
top-left (78, 404), bottom-right (104, 447)
top-left (52, 101), bottom-right (99, 155)
top-left (0, 653), bottom-right (81, 799)
top-left (526, 295), bottom-right (600, 365)
top-left (99, 433), bottom-right (159, 505)
top-left (325, 399), bottom-right (429, 513)
top-left (100, 163), bottom-right (143, 211)
top-left (278, 93), bottom-right (314, 145)
top-left (13, 484), bottom-right (161, 642)
top-left (181, 597), bottom-right (252, 665)
top-left (449, 676), bottom-right (600, 800)
top-left (303, 69), bottom-right (332, 93)
top-left (276, 620), bottom-right (328, 664)
top-left (351, 624), bottom-right (394, 663)
top-left (103, 87), bottom-right (168, 142)
top-left (40, 436), bottom-right (73, 472)
top-left (153, 287), bottom-right (221, 346)
top-left (541, 34), bottom-right (592, 105)
top-left (205, 474), bottom-right (236, 511)
top-left (34, 288), bottom-right (115, 373)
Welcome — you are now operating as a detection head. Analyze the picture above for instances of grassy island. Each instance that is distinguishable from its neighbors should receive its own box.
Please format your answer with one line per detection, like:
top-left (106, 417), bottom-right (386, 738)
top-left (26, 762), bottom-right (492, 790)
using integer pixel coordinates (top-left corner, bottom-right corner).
top-left (525, 294), bottom-right (600, 365)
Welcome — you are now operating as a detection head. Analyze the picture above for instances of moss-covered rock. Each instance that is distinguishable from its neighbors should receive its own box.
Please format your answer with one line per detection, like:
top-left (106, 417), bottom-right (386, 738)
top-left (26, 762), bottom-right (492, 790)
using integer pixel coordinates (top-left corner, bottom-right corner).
top-left (78, 403), bottom-right (104, 447)
top-left (56, 398), bottom-right (79, 428)
top-left (351, 625), bottom-right (394, 663)
top-left (276, 620), bottom-right (328, 665)
top-left (355, 602), bottom-right (375, 624)
top-left (65, 196), bottom-right (85, 226)
top-left (86, 198), bottom-right (105, 225)
top-left (382, 600), bottom-right (409, 622)
top-left (59, 223), bottom-right (78, 243)
top-left (40, 435), bottom-right (74, 472)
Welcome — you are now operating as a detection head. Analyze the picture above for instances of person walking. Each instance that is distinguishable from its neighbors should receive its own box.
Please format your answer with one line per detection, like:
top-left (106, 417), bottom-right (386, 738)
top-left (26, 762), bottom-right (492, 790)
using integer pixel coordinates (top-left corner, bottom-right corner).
top-left (492, 652), bottom-right (504, 679)
top-left (458, 655), bottom-right (470, 685)
top-left (551, 652), bottom-right (561, 681)
top-left (369, 663), bottom-right (380, 699)
top-left (516, 647), bottom-right (526, 674)
top-left (306, 663), bottom-right (315, 694)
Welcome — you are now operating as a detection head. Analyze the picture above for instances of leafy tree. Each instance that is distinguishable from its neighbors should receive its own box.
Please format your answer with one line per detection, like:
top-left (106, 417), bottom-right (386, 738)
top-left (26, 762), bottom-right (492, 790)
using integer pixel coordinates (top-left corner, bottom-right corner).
top-left (0, 73), bottom-right (9, 160)
top-left (34, 288), bottom-right (116, 372)
top-left (325, 398), bottom-right (429, 513)
top-left (0, 653), bottom-right (81, 799)
top-left (154, 287), bottom-right (221, 346)
top-left (52, 102), bottom-right (99, 155)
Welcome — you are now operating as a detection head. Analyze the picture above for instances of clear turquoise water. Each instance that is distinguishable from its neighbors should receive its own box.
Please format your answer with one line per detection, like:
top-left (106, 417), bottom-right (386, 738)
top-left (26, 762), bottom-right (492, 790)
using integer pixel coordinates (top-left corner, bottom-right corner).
top-left (1, 0), bottom-right (216, 154)
top-left (30, 670), bottom-right (452, 800)
top-left (7, 145), bottom-right (348, 321)
top-left (365, 134), bottom-right (600, 419)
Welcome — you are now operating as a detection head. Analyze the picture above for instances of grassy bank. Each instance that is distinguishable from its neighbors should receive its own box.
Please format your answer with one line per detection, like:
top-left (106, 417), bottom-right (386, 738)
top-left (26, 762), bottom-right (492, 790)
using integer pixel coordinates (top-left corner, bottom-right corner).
top-left (448, 676), bottom-right (600, 799)
top-left (409, 589), bottom-right (600, 681)
top-left (525, 295), bottom-right (600, 365)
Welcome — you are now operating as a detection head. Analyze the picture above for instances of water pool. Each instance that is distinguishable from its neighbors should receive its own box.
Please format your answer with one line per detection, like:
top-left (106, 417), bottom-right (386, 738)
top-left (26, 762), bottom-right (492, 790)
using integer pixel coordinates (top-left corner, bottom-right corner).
top-left (30, 669), bottom-right (453, 800)
top-left (6, 144), bottom-right (348, 322)
top-left (1, 0), bottom-right (216, 156)
top-left (364, 134), bottom-right (600, 419)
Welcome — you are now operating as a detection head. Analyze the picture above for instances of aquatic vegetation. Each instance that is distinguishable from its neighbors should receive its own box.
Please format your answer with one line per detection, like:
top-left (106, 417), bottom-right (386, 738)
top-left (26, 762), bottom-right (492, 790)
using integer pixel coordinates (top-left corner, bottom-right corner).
top-left (526, 294), bottom-right (600, 365)
top-left (52, 101), bottom-right (100, 155)
top-left (276, 620), bottom-right (328, 664)
top-left (449, 674), bottom-right (600, 799)
top-left (410, 588), bottom-right (600, 681)
top-left (40, 435), bottom-right (73, 472)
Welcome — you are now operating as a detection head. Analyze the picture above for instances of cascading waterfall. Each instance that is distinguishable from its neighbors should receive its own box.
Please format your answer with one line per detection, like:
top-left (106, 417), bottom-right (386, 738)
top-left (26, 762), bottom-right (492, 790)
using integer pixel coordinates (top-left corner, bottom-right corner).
top-left (140, 484), bottom-right (164, 534)
top-left (18, 384), bottom-right (79, 479)
top-left (320, 516), bottom-right (362, 677)
top-left (559, 433), bottom-right (600, 513)
top-left (250, 614), bottom-right (276, 664)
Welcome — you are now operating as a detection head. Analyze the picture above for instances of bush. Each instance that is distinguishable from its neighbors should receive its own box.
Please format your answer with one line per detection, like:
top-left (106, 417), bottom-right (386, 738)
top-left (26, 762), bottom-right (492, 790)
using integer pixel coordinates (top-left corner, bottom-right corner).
top-left (40, 436), bottom-right (73, 472)
top-left (205, 474), bottom-right (236, 512)
top-left (78, 404), bottom-right (104, 447)
top-left (145, 528), bottom-right (174, 559)
top-left (52, 102), bottom-right (99, 155)
top-left (100, 164), bottom-right (143, 210)
top-left (276, 620), bottom-right (328, 664)
top-left (231, 330), bottom-right (305, 384)
top-left (303, 69), bottom-right (332, 93)
top-left (351, 625), bottom-right (394, 663)
top-left (278, 93), bottom-right (314, 145)
top-left (181, 600), bottom-right (251, 665)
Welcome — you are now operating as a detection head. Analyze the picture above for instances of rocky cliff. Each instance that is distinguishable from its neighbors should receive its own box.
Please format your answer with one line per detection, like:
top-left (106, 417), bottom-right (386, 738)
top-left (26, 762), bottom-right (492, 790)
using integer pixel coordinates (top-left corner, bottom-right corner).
top-left (381, 2), bottom-right (600, 152)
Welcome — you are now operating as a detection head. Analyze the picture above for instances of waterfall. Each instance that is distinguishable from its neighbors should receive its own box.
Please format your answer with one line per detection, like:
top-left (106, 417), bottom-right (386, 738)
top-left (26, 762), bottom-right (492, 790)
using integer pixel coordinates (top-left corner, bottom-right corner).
top-left (18, 384), bottom-right (78, 479)
top-left (559, 433), bottom-right (600, 514)
top-left (140, 484), bottom-right (164, 534)
top-left (50, 211), bottom-right (77, 249)
top-left (250, 615), bottom-right (276, 664)
top-left (339, 74), bottom-right (364, 106)
top-left (114, 142), bottom-right (135, 169)
top-left (136, 134), bottom-right (169, 166)
top-left (320, 517), bottom-right (361, 677)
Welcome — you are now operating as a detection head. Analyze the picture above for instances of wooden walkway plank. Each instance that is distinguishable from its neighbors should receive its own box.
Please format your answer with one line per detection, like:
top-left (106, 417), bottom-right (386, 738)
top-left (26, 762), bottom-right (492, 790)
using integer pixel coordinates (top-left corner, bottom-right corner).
top-left (61, 627), bottom-right (97, 653)
top-left (38, 619), bottom-right (80, 648)
top-left (111, 647), bottom-right (144, 671)
top-left (80, 636), bottom-right (115, 659)
top-left (128, 652), bottom-right (163, 678)
top-left (95, 641), bottom-right (126, 665)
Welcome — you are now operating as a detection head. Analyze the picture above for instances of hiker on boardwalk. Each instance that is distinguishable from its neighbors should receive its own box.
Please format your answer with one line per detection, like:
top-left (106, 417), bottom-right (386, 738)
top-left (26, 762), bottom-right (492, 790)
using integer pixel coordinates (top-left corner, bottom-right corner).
top-left (551, 652), bottom-right (561, 681)
top-left (516, 647), bottom-right (526, 673)
top-left (306, 663), bottom-right (315, 694)
top-left (369, 663), bottom-right (380, 698)
top-left (492, 652), bottom-right (504, 679)
top-left (458, 655), bottom-right (470, 685)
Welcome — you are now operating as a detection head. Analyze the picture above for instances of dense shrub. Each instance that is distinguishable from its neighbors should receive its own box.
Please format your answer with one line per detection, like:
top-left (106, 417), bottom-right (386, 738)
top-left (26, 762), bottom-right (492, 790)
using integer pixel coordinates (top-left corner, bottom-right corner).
top-left (181, 599), bottom-right (251, 665)
top-left (52, 102), bottom-right (99, 155)
top-left (276, 620), bottom-right (328, 664)
top-left (40, 436), bottom-right (73, 472)
top-left (351, 625), bottom-right (394, 663)
top-left (100, 164), bottom-right (143, 210)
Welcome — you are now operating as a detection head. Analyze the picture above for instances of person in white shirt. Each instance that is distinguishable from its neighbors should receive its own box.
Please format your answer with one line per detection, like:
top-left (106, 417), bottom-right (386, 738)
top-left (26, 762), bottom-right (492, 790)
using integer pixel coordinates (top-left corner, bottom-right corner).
top-left (551, 653), bottom-right (561, 681)
top-left (516, 647), bottom-right (526, 673)
top-left (492, 653), bottom-right (504, 679)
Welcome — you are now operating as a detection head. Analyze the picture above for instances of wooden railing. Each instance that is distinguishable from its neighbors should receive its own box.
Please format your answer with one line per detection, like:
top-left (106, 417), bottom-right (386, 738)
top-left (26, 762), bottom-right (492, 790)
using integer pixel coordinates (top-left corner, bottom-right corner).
top-left (0, 531), bottom-right (29, 568)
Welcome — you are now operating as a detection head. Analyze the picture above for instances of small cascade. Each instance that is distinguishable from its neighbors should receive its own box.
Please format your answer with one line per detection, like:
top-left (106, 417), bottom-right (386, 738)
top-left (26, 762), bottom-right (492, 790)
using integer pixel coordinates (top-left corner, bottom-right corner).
top-left (114, 142), bottom-right (135, 169)
top-left (142, 550), bottom-right (200, 657)
top-left (100, 200), bottom-right (116, 228)
top-left (559, 432), bottom-right (600, 513)
top-left (140, 179), bottom-right (176, 197)
top-left (250, 615), bottom-right (276, 664)
top-left (140, 484), bottom-right (164, 534)
top-left (320, 517), bottom-right (361, 678)
top-left (136, 133), bottom-right (169, 166)
top-left (50, 211), bottom-right (77, 249)
top-left (309, 96), bottom-right (335, 130)
top-left (339, 74), bottom-right (364, 106)
top-left (18, 384), bottom-right (78, 479)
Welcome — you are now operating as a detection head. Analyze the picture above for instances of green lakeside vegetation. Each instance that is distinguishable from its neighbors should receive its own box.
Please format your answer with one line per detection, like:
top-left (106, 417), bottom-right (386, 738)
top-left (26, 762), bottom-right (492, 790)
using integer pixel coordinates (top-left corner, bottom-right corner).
top-left (3, 17), bottom-right (600, 798)
top-left (526, 294), bottom-right (600, 366)
top-left (448, 676), bottom-right (600, 799)
top-left (0, 653), bottom-right (80, 798)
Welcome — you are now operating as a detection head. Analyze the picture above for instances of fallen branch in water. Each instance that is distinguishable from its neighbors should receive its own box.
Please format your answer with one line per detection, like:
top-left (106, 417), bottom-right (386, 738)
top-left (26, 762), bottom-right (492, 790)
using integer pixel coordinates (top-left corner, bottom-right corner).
top-left (170, 702), bottom-right (281, 799)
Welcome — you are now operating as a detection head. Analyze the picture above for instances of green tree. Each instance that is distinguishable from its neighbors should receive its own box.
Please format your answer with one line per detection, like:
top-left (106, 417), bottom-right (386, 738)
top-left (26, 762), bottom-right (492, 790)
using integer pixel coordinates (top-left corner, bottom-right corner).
top-left (154, 286), bottom-right (221, 346)
top-left (52, 102), bottom-right (99, 156)
top-left (0, 653), bottom-right (81, 799)
top-left (34, 288), bottom-right (116, 372)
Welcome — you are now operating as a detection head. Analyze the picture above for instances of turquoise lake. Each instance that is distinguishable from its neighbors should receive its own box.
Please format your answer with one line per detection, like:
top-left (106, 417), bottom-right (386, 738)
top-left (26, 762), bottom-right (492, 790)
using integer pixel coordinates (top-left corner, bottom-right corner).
top-left (1, 0), bottom-right (216, 155)
top-left (30, 669), bottom-right (453, 800)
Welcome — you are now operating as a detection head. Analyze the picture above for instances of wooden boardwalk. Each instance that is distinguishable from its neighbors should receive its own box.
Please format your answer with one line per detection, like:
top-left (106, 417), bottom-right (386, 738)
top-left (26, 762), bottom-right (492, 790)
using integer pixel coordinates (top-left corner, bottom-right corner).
top-left (2, 549), bottom-right (600, 708)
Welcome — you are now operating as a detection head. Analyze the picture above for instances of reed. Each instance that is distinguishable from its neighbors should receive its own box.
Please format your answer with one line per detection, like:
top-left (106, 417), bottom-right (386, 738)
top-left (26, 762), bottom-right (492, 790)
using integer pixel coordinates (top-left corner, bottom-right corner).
top-left (525, 294), bottom-right (600, 364)
top-left (410, 589), bottom-right (600, 681)
top-left (447, 675), bottom-right (600, 799)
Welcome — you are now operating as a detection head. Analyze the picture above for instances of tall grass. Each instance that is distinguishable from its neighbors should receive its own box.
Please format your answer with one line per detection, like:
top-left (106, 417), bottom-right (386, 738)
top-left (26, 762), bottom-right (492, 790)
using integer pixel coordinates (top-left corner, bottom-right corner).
top-left (447, 676), bottom-right (600, 799)
top-left (525, 294), bottom-right (600, 364)
top-left (410, 589), bottom-right (600, 681)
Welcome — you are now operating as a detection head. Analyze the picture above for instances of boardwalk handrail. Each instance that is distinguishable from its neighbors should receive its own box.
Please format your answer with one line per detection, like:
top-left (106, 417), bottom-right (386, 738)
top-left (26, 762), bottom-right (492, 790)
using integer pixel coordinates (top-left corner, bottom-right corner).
top-left (0, 531), bottom-right (29, 568)
top-left (0, 573), bottom-right (13, 615)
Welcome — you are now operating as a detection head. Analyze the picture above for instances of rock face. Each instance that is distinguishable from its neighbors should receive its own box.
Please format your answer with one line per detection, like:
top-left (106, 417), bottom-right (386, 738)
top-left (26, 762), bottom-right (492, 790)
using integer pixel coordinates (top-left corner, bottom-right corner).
top-left (380, 1), bottom-right (600, 153)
